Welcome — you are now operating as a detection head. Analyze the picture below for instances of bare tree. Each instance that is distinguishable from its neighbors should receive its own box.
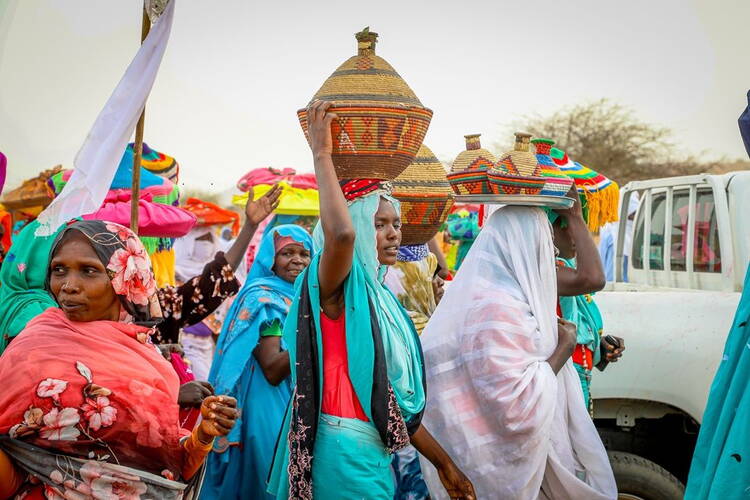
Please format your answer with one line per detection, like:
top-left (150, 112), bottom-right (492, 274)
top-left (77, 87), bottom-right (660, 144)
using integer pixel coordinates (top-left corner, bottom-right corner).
top-left (501, 99), bottom-right (677, 185)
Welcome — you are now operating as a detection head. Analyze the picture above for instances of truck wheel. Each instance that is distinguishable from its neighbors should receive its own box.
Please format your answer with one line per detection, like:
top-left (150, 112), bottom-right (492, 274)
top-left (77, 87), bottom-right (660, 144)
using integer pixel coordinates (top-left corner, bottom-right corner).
top-left (608, 451), bottom-right (684, 500)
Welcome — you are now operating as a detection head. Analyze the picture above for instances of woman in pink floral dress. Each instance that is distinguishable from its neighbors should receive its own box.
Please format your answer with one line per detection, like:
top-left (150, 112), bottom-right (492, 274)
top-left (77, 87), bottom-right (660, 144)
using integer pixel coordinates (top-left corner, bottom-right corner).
top-left (0, 220), bottom-right (239, 499)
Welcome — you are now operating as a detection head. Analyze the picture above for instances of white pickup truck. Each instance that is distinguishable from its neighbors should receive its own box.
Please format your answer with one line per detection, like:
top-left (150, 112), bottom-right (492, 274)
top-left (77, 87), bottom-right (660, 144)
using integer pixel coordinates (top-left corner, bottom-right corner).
top-left (592, 171), bottom-right (750, 499)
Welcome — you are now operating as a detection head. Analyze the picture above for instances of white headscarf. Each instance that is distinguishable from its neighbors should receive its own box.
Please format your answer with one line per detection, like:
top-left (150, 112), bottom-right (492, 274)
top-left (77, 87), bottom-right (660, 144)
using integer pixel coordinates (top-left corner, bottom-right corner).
top-left (419, 206), bottom-right (616, 500)
top-left (174, 227), bottom-right (219, 283)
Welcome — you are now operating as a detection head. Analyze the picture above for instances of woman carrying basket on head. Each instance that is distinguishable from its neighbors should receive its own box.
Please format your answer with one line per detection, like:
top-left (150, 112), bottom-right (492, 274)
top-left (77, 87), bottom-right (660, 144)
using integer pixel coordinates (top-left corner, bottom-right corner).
top-left (267, 101), bottom-right (475, 500)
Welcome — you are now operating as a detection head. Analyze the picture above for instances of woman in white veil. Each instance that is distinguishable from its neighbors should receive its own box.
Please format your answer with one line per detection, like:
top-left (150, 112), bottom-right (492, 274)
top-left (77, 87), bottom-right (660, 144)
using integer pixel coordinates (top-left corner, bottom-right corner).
top-left (419, 205), bottom-right (616, 499)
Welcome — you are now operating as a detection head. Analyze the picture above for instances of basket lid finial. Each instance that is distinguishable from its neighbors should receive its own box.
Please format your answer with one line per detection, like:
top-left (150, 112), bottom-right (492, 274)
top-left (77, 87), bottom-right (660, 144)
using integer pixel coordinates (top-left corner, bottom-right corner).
top-left (465, 134), bottom-right (482, 151)
top-left (356, 27), bottom-right (378, 55)
top-left (513, 132), bottom-right (532, 152)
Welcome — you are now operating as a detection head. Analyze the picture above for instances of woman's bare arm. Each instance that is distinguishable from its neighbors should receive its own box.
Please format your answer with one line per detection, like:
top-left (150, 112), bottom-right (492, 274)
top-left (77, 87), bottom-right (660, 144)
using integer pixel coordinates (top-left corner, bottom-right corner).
top-left (308, 101), bottom-right (355, 311)
top-left (428, 236), bottom-right (450, 279)
top-left (411, 424), bottom-right (476, 499)
top-left (555, 186), bottom-right (606, 297)
top-left (253, 336), bottom-right (290, 386)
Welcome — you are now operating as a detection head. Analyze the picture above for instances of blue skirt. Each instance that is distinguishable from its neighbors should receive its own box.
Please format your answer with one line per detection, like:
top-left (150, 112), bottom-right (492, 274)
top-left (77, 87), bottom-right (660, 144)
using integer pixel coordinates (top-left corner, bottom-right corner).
top-left (201, 358), bottom-right (292, 500)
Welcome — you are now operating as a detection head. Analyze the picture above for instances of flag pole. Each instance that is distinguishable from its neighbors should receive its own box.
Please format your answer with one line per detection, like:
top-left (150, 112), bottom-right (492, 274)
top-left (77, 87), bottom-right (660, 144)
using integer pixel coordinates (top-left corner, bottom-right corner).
top-left (130, 3), bottom-right (151, 235)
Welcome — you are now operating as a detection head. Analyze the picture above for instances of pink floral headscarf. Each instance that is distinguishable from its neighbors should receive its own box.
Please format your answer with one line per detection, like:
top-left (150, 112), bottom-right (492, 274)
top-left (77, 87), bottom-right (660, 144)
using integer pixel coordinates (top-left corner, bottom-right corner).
top-left (46, 220), bottom-right (163, 325)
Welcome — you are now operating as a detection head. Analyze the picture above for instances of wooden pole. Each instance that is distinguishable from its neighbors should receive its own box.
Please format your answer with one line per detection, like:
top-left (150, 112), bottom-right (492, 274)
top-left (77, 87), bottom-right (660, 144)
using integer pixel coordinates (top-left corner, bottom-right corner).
top-left (130, 4), bottom-right (151, 235)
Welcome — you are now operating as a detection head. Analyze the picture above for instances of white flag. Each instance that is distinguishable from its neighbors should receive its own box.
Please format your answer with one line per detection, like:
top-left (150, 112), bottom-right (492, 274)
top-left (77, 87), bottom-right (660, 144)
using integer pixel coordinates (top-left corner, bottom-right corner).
top-left (36, 0), bottom-right (176, 236)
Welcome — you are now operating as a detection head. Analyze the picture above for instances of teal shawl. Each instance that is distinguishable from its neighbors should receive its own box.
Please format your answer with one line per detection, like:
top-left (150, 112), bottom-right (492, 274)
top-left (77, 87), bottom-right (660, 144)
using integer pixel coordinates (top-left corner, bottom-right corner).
top-left (685, 265), bottom-right (750, 498)
top-left (0, 220), bottom-right (69, 353)
top-left (268, 191), bottom-right (426, 499)
top-left (557, 257), bottom-right (604, 360)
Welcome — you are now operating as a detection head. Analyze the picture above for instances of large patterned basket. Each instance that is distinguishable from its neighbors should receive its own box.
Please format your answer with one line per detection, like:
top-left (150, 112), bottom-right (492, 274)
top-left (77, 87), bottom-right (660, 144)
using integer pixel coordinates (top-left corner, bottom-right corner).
top-left (392, 144), bottom-right (454, 245)
top-left (297, 28), bottom-right (432, 180)
top-left (447, 134), bottom-right (496, 195)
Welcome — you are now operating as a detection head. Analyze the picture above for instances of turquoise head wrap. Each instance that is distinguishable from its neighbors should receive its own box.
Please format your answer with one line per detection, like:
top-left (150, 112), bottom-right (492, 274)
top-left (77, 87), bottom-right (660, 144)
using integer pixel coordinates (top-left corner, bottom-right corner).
top-left (311, 191), bottom-right (426, 419)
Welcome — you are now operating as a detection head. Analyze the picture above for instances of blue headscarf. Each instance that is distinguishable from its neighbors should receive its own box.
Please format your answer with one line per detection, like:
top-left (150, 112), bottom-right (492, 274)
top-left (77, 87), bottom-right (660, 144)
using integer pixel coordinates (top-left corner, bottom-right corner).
top-left (208, 224), bottom-right (313, 397)
top-left (261, 215), bottom-right (300, 239)
top-left (204, 224), bottom-right (312, 500)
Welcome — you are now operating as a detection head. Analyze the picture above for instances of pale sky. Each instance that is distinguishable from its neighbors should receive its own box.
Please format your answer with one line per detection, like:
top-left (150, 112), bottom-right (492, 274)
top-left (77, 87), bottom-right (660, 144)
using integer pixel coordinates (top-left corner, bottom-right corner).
top-left (1, 0), bottom-right (748, 194)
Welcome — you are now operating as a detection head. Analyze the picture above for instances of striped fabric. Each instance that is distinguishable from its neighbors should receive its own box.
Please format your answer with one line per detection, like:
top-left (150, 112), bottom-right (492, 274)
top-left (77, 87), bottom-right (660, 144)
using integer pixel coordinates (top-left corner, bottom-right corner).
top-left (532, 139), bottom-right (574, 196)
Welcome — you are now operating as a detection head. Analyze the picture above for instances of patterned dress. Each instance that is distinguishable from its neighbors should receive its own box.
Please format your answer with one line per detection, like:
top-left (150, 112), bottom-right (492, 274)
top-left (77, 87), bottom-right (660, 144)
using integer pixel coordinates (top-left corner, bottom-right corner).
top-left (154, 251), bottom-right (240, 344)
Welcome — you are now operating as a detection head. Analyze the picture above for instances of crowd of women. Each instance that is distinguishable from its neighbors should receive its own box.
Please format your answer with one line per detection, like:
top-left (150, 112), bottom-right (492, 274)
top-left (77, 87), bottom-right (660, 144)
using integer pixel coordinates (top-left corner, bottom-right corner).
top-left (1, 99), bottom-right (745, 500)
top-left (0, 97), bottom-right (632, 500)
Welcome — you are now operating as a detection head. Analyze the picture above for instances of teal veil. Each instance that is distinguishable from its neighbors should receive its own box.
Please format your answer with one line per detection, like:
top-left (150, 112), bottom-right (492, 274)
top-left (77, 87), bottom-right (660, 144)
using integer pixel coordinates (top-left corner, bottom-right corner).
top-left (311, 192), bottom-right (426, 418)
top-left (685, 265), bottom-right (750, 497)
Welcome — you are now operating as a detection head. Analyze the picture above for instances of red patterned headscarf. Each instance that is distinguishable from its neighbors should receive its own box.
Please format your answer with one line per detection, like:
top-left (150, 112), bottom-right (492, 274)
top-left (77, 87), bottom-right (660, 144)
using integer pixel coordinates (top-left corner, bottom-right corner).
top-left (339, 179), bottom-right (388, 202)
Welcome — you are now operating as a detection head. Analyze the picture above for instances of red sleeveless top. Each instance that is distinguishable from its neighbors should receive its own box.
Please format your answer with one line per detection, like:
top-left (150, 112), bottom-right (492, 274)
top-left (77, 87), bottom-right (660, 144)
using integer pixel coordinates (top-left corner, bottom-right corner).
top-left (320, 312), bottom-right (369, 421)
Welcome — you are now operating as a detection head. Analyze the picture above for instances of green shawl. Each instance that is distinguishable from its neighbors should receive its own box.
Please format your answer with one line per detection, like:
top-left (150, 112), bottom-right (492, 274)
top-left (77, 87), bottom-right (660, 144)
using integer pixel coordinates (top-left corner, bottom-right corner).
top-left (0, 220), bottom-right (67, 353)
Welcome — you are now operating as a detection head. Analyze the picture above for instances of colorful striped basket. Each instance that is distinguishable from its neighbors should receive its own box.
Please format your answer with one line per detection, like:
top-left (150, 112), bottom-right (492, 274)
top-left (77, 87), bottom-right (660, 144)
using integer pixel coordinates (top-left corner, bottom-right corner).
top-left (392, 144), bottom-right (454, 245)
top-left (531, 138), bottom-right (574, 196)
top-left (490, 132), bottom-right (545, 195)
top-left (551, 147), bottom-right (619, 231)
top-left (297, 28), bottom-right (432, 180)
top-left (447, 134), bottom-right (497, 195)
top-left (135, 142), bottom-right (179, 184)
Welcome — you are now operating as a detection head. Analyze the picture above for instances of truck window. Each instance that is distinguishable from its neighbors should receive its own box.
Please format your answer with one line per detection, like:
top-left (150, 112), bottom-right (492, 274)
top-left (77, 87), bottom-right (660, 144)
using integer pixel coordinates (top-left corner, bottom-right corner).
top-left (649, 194), bottom-right (667, 270)
top-left (671, 189), bottom-right (721, 272)
top-left (632, 193), bottom-right (667, 270)
top-left (632, 201), bottom-right (645, 269)
top-left (670, 191), bottom-right (690, 271)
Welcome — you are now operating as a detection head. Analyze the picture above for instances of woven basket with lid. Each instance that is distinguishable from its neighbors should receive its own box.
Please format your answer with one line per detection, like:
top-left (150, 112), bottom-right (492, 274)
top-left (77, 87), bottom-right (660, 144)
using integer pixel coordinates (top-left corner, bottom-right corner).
top-left (297, 28), bottom-right (432, 180)
top-left (392, 144), bottom-right (454, 245)
top-left (447, 134), bottom-right (497, 195)
top-left (489, 132), bottom-right (545, 195)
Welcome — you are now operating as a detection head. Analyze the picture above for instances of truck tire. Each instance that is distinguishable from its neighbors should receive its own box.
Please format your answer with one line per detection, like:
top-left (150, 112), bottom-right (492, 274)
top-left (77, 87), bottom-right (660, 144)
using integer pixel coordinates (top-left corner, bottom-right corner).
top-left (608, 451), bottom-right (684, 500)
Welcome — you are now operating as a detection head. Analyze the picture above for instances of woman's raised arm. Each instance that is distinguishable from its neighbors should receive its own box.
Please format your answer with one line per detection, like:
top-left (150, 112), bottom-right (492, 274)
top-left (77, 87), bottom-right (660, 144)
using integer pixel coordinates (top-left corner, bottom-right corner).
top-left (308, 101), bottom-right (355, 308)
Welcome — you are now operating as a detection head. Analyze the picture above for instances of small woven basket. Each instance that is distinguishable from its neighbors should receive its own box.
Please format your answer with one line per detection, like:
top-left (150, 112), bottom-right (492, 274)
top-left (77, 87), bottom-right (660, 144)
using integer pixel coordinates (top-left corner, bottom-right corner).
top-left (447, 168), bottom-right (492, 195)
top-left (490, 132), bottom-right (545, 195)
top-left (298, 28), bottom-right (432, 180)
top-left (393, 144), bottom-right (454, 245)
top-left (488, 171), bottom-right (546, 195)
top-left (447, 134), bottom-right (496, 195)
top-left (450, 134), bottom-right (497, 171)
